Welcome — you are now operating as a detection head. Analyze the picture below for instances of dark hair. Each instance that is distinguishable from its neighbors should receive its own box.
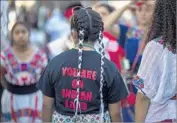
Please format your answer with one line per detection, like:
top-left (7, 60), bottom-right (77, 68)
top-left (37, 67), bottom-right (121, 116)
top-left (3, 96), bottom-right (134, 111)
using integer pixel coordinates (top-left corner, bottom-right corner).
top-left (71, 8), bottom-right (104, 41)
top-left (70, 7), bottom-right (105, 122)
top-left (97, 3), bottom-right (115, 13)
top-left (146, 0), bottom-right (176, 52)
top-left (11, 21), bottom-right (30, 45)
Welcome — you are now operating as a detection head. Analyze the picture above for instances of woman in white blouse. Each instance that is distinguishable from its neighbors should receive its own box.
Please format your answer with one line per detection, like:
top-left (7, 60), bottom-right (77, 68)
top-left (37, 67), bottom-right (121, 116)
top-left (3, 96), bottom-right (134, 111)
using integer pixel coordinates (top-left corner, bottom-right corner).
top-left (133, 0), bottom-right (176, 122)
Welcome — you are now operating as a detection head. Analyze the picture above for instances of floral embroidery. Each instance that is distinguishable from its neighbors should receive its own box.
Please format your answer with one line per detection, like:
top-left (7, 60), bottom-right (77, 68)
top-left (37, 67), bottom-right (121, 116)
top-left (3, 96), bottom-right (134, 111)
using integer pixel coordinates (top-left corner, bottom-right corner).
top-left (156, 38), bottom-right (176, 54)
top-left (132, 76), bottom-right (145, 95)
top-left (2, 108), bottom-right (42, 121)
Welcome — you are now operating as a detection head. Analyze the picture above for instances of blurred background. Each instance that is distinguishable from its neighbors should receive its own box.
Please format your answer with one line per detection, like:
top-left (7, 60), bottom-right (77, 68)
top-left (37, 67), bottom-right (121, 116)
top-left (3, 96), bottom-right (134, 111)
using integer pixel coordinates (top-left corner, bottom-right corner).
top-left (1, 0), bottom-right (133, 49)
top-left (0, 0), bottom-right (155, 122)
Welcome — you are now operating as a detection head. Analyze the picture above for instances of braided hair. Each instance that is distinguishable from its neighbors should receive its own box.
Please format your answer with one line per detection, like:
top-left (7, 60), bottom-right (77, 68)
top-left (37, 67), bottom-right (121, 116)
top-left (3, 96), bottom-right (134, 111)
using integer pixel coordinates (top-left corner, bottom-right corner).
top-left (146, 0), bottom-right (176, 52)
top-left (71, 7), bottom-right (105, 122)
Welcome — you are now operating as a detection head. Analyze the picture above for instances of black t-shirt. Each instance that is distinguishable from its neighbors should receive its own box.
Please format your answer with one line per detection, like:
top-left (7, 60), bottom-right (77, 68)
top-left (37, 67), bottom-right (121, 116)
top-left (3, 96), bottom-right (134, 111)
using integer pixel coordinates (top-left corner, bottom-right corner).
top-left (37, 49), bottom-right (128, 116)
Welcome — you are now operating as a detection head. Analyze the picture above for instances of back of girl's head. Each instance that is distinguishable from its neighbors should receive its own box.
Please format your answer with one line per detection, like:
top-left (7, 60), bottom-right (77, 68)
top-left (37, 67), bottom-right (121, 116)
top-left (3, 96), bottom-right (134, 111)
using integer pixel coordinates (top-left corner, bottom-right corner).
top-left (71, 8), bottom-right (104, 42)
top-left (147, 0), bottom-right (176, 51)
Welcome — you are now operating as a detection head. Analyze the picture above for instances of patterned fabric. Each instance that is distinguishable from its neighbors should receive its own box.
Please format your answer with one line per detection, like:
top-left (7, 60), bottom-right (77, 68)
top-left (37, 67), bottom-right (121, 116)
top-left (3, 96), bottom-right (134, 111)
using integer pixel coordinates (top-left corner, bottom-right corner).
top-left (0, 47), bottom-right (48, 122)
top-left (156, 38), bottom-right (176, 54)
top-left (3, 108), bottom-right (42, 119)
top-left (1, 89), bottom-right (43, 122)
top-left (133, 38), bottom-right (176, 122)
top-left (132, 76), bottom-right (145, 95)
top-left (0, 47), bottom-right (47, 85)
top-left (52, 111), bottom-right (111, 123)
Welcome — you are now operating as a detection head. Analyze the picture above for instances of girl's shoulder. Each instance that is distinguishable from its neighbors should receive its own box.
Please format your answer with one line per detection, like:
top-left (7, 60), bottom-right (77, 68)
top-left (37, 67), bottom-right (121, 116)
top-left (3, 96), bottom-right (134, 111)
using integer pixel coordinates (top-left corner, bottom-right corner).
top-left (147, 37), bottom-right (176, 54)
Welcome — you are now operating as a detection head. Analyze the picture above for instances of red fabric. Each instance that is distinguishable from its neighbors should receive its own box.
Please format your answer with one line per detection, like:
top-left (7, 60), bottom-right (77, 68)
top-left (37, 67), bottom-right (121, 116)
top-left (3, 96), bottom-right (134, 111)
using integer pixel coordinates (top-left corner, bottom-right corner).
top-left (160, 119), bottom-right (173, 123)
top-left (127, 92), bottom-right (136, 106)
top-left (64, 8), bottom-right (73, 20)
top-left (103, 32), bottom-right (125, 72)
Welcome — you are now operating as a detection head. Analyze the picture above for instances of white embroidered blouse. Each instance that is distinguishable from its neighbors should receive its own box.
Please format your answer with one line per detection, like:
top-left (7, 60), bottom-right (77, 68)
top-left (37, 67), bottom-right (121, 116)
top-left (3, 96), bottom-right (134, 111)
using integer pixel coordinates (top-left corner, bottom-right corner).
top-left (133, 38), bottom-right (176, 122)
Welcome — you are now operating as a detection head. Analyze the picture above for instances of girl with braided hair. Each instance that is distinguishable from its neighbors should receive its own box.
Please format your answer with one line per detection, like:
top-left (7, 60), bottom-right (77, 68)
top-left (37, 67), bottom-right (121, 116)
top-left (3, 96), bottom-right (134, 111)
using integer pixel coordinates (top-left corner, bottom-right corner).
top-left (37, 7), bottom-right (128, 123)
top-left (0, 22), bottom-right (48, 122)
top-left (133, 0), bottom-right (176, 122)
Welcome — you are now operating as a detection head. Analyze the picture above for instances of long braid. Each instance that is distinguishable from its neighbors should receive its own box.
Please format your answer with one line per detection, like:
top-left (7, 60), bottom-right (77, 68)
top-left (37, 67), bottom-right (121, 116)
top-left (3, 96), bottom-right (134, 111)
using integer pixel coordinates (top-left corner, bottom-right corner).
top-left (98, 31), bottom-right (105, 123)
top-left (74, 29), bottom-right (84, 119)
top-left (71, 7), bottom-right (104, 122)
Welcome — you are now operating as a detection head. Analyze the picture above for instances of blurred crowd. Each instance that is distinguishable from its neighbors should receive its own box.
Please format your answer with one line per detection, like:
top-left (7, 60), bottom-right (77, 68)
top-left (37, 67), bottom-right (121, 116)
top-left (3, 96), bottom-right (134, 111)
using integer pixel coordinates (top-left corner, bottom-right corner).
top-left (0, 0), bottom-right (155, 122)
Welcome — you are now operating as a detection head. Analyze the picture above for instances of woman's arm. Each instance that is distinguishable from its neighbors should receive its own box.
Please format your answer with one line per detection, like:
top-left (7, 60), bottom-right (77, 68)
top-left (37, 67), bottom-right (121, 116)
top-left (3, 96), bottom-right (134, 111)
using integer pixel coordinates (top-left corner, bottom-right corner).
top-left (42, 95), bottom-right (54, 122)
top-left (135, 92), bottom-right (150, 122)
top-left (109, 102), bottom-right (122, 122)
top-left (104, 1), bottom-right (135, 37)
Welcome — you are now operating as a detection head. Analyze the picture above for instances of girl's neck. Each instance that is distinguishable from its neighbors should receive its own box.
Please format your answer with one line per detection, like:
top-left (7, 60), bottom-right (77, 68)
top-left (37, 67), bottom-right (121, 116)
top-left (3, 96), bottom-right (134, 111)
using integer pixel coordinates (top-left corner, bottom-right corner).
top-left (75, 42), bottom-right (95, 51)
top-left (82, 46), bottom-right (95, 51)
top-left (13, 44), bottom-right (31, 53)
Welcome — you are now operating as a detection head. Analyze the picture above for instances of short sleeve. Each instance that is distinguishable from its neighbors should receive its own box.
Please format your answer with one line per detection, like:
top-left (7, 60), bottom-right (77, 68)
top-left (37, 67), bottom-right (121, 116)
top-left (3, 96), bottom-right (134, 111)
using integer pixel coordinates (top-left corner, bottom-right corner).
top-left (36, 64), bottom-right (55, 98)
top-left (108, 72), bottom-right (128, 104)
top-left (132, 41), bottom-right (162, 99)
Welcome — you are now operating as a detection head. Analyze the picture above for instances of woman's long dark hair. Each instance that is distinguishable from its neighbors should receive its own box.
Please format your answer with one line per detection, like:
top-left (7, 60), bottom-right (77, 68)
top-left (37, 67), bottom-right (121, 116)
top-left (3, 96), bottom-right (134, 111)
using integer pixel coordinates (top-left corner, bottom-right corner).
top-left (146, 0), bottom-right (176, 52)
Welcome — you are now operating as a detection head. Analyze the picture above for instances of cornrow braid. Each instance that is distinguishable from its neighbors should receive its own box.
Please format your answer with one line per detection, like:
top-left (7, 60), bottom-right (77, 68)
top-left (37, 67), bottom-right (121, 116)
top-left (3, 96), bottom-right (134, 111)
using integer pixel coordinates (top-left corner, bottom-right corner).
top-left (71, 7), bottom-right (104, 122)
top-left (98, 31), bottom-right (105, 123)
top-left (74, 29), bottom-right (84, 118)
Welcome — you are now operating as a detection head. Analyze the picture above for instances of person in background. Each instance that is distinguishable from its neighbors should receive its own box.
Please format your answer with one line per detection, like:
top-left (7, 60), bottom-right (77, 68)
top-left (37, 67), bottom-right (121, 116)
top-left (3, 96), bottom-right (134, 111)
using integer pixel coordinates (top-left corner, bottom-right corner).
top-left (124, 1), bottom-right (155, 73)
top-left (46, 2), bottom-right (83, 60)
top-left (44, 7), bottom-right (70, 42)
top-left (0, 22), bottom-right (48, 122)
top-left (93, 4), bottom-right (120, 72)
top-left (95, 1), bottom-right (155, 122)
top-left (93, 2), bottom-right (137, 73)
top-left (37, 7), bottom-right (128, 123)
top-left (27, 8), bottom-right (48, 48)
top-left (133, 0), bottom-right (176, 122)
top-left (47, 2), bottom-right (110, 60)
